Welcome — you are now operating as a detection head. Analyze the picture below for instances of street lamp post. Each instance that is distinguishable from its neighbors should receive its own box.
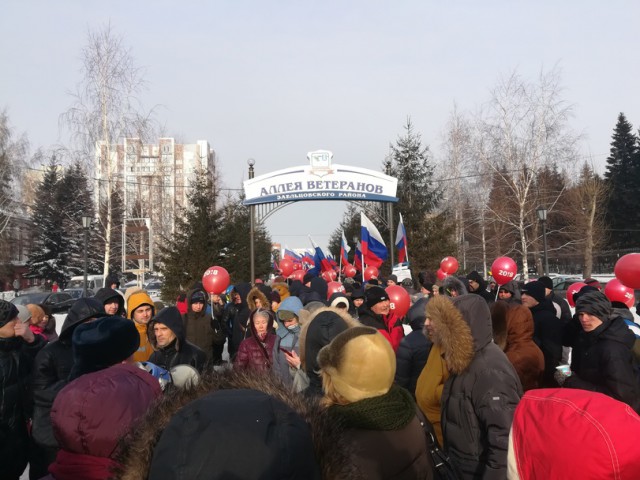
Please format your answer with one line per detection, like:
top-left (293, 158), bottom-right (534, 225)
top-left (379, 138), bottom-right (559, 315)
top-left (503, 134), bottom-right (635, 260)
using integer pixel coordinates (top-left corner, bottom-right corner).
top-left (82, 215), bottom-right (92, 297)
top-left (248, 159), bottom-right (255, 284)
top-left (536, 206), bottom-right (549, 275)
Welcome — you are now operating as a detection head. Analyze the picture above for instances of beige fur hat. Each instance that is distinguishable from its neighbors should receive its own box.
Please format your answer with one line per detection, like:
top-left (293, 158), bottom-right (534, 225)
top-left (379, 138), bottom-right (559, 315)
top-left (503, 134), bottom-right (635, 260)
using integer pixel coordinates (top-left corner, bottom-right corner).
top-left (318, 326), bottom-right (395, 403)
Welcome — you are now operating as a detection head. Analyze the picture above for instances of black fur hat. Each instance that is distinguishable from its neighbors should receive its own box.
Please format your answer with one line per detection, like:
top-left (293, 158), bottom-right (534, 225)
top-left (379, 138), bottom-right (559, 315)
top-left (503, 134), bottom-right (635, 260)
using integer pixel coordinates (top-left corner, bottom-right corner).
top-left (69, 316), bottom-right (140, 380)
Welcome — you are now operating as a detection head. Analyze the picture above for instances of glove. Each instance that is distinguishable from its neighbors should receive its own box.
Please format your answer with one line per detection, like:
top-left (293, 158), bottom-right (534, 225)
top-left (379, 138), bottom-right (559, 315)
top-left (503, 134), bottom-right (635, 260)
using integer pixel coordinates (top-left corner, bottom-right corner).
top-left (554, 368), bottom-right (572, 386)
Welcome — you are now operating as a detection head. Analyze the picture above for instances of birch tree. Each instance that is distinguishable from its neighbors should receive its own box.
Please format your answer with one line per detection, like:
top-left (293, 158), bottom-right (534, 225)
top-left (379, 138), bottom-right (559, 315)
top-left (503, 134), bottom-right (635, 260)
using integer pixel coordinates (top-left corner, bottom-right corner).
top-left (478, 69), bottom-right (578, 280)
top-left (60, 24), bottom-right (155, 279)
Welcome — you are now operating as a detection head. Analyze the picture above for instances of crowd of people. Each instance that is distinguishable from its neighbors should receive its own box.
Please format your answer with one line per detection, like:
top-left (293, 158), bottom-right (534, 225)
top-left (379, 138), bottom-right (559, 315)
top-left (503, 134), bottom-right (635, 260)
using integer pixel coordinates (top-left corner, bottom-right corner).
top-left (1, 269), bottom-right (639, 479)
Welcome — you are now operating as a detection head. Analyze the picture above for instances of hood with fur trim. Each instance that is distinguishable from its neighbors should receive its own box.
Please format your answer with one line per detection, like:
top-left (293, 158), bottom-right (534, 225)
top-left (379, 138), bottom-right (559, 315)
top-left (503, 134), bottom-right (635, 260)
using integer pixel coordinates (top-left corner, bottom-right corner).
top-left (424, 296), bottom-right (474, 375)
top-left (113, 369), bottom-right (362, 480)
top-left (247, 286), bottom-right (269, 311)
top-left (442, 276), bottom-right (468, 297)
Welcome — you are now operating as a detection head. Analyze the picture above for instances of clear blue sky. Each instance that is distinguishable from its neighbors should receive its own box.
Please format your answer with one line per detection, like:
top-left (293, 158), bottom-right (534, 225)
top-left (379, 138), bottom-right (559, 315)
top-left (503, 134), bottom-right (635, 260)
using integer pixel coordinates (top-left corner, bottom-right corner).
top-left (2, 1), bottom-right (639, 253)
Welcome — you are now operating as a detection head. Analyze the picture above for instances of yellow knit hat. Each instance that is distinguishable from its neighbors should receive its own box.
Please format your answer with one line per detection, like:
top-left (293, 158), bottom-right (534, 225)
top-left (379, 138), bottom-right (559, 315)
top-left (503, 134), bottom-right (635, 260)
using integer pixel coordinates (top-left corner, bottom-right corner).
top-left (318, 326), bottom-right (396, 403)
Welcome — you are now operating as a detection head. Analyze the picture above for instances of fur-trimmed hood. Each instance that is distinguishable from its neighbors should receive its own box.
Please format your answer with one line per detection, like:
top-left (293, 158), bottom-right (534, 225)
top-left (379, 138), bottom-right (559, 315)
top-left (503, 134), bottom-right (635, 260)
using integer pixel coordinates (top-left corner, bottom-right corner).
top-left (424, 296), bottom-right (474, 374)
top-left (299, 306), bottom-right (361, 370)
top-left (247, 286), bottom-right (269, 311)
top-left (442, 276), bottom-right (468, 297)
top-left (113, 369), bottom-right (362, 480)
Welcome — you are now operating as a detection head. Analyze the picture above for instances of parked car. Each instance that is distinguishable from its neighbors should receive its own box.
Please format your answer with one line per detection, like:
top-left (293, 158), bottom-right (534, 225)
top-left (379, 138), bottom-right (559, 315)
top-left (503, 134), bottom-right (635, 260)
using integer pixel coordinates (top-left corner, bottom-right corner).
top-left (11, 292), bottom-right (75, 313)
top-left (552, 276), bottom-right (583, 301)
top-left (145, 280), bottom-right (163, 299)
top-left (64, 288), bottom-right (95, 300)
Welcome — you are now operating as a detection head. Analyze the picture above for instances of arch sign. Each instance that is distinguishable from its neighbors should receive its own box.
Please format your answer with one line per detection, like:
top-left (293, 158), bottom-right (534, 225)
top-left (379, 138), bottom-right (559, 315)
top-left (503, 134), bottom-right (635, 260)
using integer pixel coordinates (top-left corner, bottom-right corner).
top-left (243, 150), bottom-right (398, 205)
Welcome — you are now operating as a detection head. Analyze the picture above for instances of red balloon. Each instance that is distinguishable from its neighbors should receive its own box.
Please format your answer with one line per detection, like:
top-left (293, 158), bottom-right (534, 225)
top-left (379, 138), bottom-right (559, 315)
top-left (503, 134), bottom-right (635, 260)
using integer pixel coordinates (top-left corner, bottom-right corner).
top-left (289, 270), bottom-right (305, 282)
top-left (436, 269), bottom-right (447, 281)
top-left (321, 270), bottom-right (337, 282)
top-left (386, 285), bottom-right (411, 318)
top-left (566, 282), bottom-right (587, 308)
top-left (343, 264), bottom-right (357, 278)
top-left (202, 266), bottom-right (230, 294)
top-left (614, 253), bottom-right (640, 289)
top-left (364, 266), bottom-right (379, 281)
top-left (279, 258), bottom-right (294, 277)
top-left (604, 278), bottom-right (635, 308)
top-left (326, 281), bottom-right (346, 300)
top-left (293, 263), bottom-right (304, 271)
top-left (491, 257), bottom-right (517, 286)
top-left (440, 256), bottom-right (459, 275)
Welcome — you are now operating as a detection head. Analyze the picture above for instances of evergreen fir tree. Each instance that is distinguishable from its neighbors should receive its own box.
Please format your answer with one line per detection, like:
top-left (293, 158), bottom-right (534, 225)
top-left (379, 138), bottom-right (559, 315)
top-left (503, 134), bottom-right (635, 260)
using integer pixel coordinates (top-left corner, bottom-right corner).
top-left (604, 113), bottom-right (640, 249)
top-left (60, 161), bottom-right (97, 277)
top-left (26, 157), bottom-right (67, 284)
top-left (385, 118), bottom-right (455, 271)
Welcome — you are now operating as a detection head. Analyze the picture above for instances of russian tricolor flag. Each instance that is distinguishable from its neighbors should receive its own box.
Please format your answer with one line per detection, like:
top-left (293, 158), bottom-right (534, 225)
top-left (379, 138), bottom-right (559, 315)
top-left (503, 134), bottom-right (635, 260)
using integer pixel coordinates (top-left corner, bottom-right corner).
top-left (283, 247), bottom-right (302, 262)
top-left (354, 241), bottom-right (363, 271)
top-left (395, 213), bottom-right (408, 264)
top-left (309, 236), bottom-right (333, 273)
top-left (340, 231), bottom-right (351, 266)
top-left (360, 212), bottom-right (388, 268)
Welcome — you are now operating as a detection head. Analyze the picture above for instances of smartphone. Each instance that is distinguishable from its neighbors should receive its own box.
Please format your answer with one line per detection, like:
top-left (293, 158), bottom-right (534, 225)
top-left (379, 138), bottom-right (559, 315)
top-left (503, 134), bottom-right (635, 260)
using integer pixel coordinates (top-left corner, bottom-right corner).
top-left (279, 347), bottom-right (292, 355)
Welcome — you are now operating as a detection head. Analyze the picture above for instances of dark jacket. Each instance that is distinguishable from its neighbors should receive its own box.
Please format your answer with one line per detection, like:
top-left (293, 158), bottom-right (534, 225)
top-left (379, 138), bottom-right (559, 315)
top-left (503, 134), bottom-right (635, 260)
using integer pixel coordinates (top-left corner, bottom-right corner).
top-left (148, 307), bottom-right (207, 373)
top-left (430, 295), bottom-right (522, 479)
top-left (182, 288), bottom-right (215, 360)
top-left (234, 309), bottom-right (277, 372)
top-left (31, 297), bottom-right (106, 450)
top-left (94, 287), bottom-right (125, 316)
top-left (395, 297), bottom-right (432, 397)
top-left (229, 283), bottom-right (255, 357)
top-left (565, 314), bottom-right (640, 412)
top-left (529, 299), bottom-right (563, 387)
top-left (299, 307), bottom-right (360, 397)
top-left (466, 271), bottom-right (494, 304)
top-left (330, 388), bottom-right (434, 479)
top-left (0, 335), bottom-right (46, 479)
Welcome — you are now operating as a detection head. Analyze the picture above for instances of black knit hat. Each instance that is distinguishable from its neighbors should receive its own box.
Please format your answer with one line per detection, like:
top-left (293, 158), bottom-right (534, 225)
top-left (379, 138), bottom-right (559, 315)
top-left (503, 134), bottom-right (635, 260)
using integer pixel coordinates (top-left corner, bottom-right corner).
top-left (190, 291), bottom-right (206, 304)
top-left (521, 281), bottom-right (546, 304)
top-left (575, 291), bottom-right (612, 321)
top-left (0, 300), bottom-right (18, 327)
top-left (538, 276), bottom-right (553, 291)
top-left (466, 271), bottom-right (484, 284)
top-left (365, 286), bottom-right (389, 309)
top-left (70, 316), bottom-right (140, 380)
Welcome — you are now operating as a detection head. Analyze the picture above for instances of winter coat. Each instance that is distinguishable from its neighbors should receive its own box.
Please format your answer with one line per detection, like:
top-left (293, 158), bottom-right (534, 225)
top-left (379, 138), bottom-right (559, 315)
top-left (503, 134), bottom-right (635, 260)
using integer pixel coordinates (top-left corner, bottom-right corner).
top-left (395, 297), bottom-right (432, 396)
top-left (31, 297), bottom-right (106, 451)
top-left (0, 335), bottom-right (46, 479)
top-left (94, 287), bottom-right (125, 316)
top-left (528, 299), bottom-right (563, 387)
top-left (299, 307), bottom-right (361, 397)
top-left (183, 288), bottom-right (215, 360)
top-left (429, 295), bottom-right (522, 479)
top-left (492, 301), bottom-right (544, 391)
top-left (127, 290), bottom-right (155, 363)
top-left (508, 388), bottom-right (640, 480)
top-left (613, 305), bottom-right (640, 363)
top-left (47, 363), bottom-right (161, 480)
top-left (271, 296), bottom-right (304, 388)
top-left (328, 387), bottom-right (434, 480)
top-left (358, 308), bottom-right (404, 352)
top-left (113, 368), bottom-right (363, 480)
top-left (148, 307), bottom-right (207, 373)
top-left (234, 309), bottom-right (277, 372)
top-left (414, 344), bottom-right (449, 446)
top-left (549, 291), bottom-right (572, 325)
top-left (564, 314), bottom-right (640, 412)
top-left (230, 283), bottom-right (259, 356)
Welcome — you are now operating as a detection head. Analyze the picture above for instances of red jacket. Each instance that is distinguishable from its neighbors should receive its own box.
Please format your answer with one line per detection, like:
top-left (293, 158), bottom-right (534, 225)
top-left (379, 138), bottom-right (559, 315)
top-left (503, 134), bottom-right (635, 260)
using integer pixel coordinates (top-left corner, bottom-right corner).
top-left (234, 334), bottom-right (277, 372)
top-left (358, 310), bottom-right (404, 352)
top-left (509, 388), bottom-right (640, 479)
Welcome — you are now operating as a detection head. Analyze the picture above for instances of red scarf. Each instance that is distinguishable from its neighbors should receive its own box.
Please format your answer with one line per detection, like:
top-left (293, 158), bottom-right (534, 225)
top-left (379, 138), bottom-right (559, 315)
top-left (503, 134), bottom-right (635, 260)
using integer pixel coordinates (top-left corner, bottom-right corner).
top-left (49, 450), bottom-right (121, 480)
